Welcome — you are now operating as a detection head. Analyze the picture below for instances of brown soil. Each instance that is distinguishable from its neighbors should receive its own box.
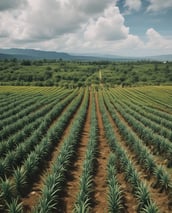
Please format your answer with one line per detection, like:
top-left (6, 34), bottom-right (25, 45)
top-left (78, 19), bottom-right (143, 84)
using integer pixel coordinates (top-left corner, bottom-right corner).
top-left (91, 92), bottom-right (111, 213)
top-left (103, 93), bottom-right (138, 213)
top-left (106, 93), bottom-right (172, 212)
top-left (111, 90), bottom-right (172, 178)
top-left (58, 91), bottom-right (92, 212)
top-left (21, 92), bottom-right (83, 212)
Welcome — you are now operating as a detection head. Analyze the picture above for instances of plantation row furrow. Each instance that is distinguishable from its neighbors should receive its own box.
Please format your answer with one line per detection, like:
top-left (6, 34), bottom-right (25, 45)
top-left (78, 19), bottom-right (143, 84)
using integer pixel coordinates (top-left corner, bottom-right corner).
top-left (0, 89), bottom-right (40, 109)
top-left (0, 89), bottom-right (84, 212)
top-left (98, 92), bottom-right (138, 212)
top-left (0, 97), bottom-right (52, 132)
top-left (0, 88), bottom-right (75, 141)
top-left (0, 87), bottom-right (65, 120)
top-left (104, 103), bottom-right (171, 213)
top-left (104, 91), bottom-right (172, 211)
top-left (0, 104), bottom-right (53, 158)
top-left (106, 91), bottom-right (172, 191)
top-left (99, 91), bottom-right (164, 212)
top-left (98, 91), bottom-right (159, 212)
top-left (118, 87), bottom-right (172, 125)
top-left (114, 88), bottom-right (172, 128)
top-left (0, 89), bottom-right (79, 179)
top-left (74, 92), bottom-right (98, 212)
top-left (0, 97), bottom-right (56, 141)
top-left (0, 93), bottom-right (38, 120)
top-left (115, 88), bottom-right (153, 106)
top-left (110, 91), bottom-right (172, 143)
top-left (21, 89), bottom-right (85, 212)
top-left (33, 89), bottom-right (89, 213)
top-left (110, 92), bottom-right (172, 167)
top-left (0, 87), bottom-right (72, 130)
top-left (0, 90), bottom-right (69, 158)
top-left (107, 153), bottom-right (126, 213)
top-left (0, 92), bottom-right (24, 108)
top-left (0, 87), bottom-right (72, 131)
top-left (92, 92), bottom-right (111, 213)
top-left (133, 88), bottom-right (172, 110)
top-left (60, 92), bottom-right (92, 213)
top-left (117, 87), bottom-right (172, 114)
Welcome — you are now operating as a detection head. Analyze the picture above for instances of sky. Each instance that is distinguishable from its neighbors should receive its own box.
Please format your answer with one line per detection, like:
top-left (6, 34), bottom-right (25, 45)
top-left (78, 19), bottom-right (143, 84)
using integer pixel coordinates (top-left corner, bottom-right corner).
top-left (0, 0), bottom-right (172, 56)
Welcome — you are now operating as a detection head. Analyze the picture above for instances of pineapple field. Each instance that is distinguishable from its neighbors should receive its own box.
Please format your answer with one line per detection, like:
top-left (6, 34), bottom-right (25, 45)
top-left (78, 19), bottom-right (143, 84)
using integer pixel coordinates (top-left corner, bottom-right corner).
top-left (0, 85), bottom-right (172, 213)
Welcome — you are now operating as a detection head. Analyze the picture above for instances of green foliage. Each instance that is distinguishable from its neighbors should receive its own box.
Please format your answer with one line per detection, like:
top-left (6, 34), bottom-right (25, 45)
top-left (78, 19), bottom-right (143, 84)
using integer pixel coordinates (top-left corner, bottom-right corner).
top-left (141, 202), bottom-right (159, 213)
top-left (0, 59), bottom-right (172, 86)
top-left (6, 199), bottom-right (23, 213)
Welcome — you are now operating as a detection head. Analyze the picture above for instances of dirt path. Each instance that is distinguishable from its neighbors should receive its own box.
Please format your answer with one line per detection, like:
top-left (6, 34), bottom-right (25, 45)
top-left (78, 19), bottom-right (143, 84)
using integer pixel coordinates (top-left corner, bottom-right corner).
top-left (21, 93), bottom-right (83, 212)
top-left (92, 92), bottom-right (111, 213)
top-left (106, 93), bottom-right (172, 212)
top-left (59, 91), bottom-right (92, 212)
top-left (103, 94), bottom-right (138, 213)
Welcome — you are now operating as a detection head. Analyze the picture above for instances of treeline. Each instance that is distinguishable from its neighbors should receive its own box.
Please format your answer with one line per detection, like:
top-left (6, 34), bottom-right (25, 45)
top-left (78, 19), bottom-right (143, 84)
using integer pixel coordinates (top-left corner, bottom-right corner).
top-left (0, 58), bottom-right (172, 87)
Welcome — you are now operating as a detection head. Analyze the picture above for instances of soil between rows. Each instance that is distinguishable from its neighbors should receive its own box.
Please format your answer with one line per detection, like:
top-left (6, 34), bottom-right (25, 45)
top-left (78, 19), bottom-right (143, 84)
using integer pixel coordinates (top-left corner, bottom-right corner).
top-left (105, 91), bottom-right (172, 213)
top-left (21, 92), bottom-right (83, 212)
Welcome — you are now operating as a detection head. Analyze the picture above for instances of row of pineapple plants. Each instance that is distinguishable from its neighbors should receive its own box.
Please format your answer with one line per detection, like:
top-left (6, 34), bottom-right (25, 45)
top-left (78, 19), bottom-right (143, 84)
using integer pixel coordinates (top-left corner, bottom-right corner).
top-left (115, 87), bottom-right (172, 115)
top-left (98, 91), bottom-right (159, 212)
top-left (0, 88), bottom-right (81, 179)
top-left (105, 91), bottom-right (172, 194)
top-left (0, 92), bottom-right (21, 107)
top-left (34, 89), bottom-right (89, 213)
top-left (0, 87), bottom-right (72, 131)
top-left (0, 88), bottom-right (73, 140)
top-left (110, 90), bottom-right (172, 141)
top-left (0, 93), bottom-right (55, 133)
top-left (108, 91), bottom-right (172, 167)
top-left (74, 92), bottom-right (98, 212)
top-left (0, 93), bottom-right (41, 120)
top-left (131, 88), bottom-right (172, 110)
top-left (0, 94), bottom-right (56, 140)
top-left (0, 86), bottom-right (66, 120)
top-left (0, 93), bottom-right (30, 112)
top-left (107, 153), bottom-right (125, 213)
top-left (0, 99), bottom-right (56, 158)
top-left (0, 89), bottom-right (86, 212)
top-left (113, 88), bottom-right (172, 130)
top-left (0, 90), bottom-right (71, 159)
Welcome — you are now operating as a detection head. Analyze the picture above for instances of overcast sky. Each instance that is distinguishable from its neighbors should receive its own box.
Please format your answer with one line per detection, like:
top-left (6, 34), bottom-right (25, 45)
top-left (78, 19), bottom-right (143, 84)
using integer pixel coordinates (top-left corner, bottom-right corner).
top-left (0, 0), bottom-right (172, 56)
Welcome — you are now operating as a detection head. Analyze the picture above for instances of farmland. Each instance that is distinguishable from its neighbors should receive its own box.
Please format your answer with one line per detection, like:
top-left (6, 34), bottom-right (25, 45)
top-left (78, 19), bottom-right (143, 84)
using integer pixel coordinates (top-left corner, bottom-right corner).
top-left (0, 85), bottom-right (172, 212)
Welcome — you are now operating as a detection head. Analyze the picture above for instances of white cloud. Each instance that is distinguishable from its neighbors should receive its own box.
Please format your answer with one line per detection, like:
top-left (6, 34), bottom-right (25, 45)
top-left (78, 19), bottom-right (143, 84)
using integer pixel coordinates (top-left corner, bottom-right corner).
top-left (0, 0), bottom-right (171, 57)
top-left (147, 0), bottom-right (172, 12)
top-left (74, 0), bottom-right (115, 14)
top-left (20, 0), bottom-right (86, 40)
top-left (124, 0), bottom-right (142, 11)
top-left (84, 6), bottom-right (129, 41)
top-left (146, 28), bottom-right (172, 50)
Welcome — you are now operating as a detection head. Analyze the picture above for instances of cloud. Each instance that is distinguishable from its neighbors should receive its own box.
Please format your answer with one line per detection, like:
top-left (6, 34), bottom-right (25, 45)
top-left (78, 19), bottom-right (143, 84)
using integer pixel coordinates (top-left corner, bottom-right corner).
top-left (84, 5), bottom-right (129, 41)
top-left (0, 0), bottom-right (171, 57)
top-left (74, 0), bottom-right (115, 14)
top-left (0, 0), bottom-right (27, 11)
top-left (0, 0), bottom-right (88, 42)
top-left (147, 0), bottom-right (172, 12)
top-left (124, 0), bottom-right (142, 11)
top-left (146, 28), bottom-right (172, 50)
top-left (24, 0), bottom-right (87, 40)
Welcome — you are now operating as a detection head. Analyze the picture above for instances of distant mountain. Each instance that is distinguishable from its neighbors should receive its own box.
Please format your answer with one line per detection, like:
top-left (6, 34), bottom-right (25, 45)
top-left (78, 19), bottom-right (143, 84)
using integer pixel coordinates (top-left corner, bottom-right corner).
top-left (0, 48), bottom-right (136, 61)
top-left (0, 48), bottom-right (171, 61)
top-left (0, 53), bottom-right (15, 59)
top-left (144, 55), bottom-right (172, 62)
top-left (0, 48), bottom-right (73, 60)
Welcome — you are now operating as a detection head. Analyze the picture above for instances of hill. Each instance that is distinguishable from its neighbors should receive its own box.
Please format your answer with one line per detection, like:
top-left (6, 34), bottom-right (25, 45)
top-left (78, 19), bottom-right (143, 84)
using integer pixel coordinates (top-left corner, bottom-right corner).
top-left (0, 48), bottom-right (172, 61)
